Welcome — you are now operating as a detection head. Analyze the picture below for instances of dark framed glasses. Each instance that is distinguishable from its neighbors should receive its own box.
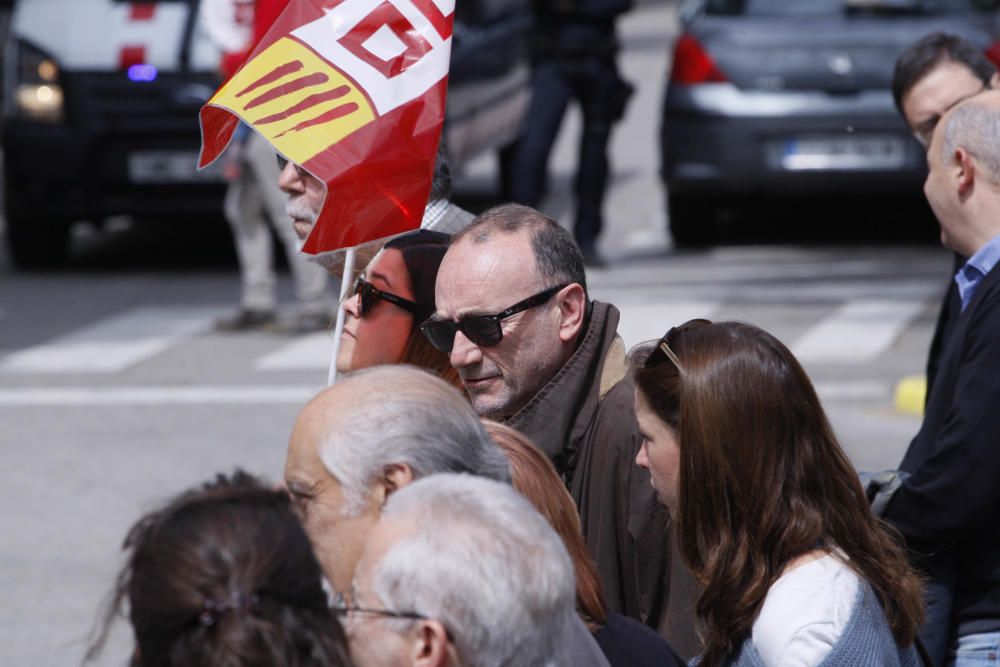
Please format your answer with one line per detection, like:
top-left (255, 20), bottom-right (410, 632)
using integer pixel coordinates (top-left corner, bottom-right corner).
top-left (644, 318), bottom-right (712, 369)
top-left (421, 283), bottom-right (570, 353)
top-left (353, 277), bottom-right (419, 318)
top-left (276, 153), bottom-right (309, 177)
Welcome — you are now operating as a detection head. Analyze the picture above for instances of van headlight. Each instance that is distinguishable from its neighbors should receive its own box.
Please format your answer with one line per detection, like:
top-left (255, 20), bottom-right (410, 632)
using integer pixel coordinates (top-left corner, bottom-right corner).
top-left (13, 40), bottom-right (65, 122)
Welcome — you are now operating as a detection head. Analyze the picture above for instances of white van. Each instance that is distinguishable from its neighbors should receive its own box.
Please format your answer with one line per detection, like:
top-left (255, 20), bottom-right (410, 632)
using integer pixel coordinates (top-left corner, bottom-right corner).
top-left (3, 0), bottom-right (530, 268)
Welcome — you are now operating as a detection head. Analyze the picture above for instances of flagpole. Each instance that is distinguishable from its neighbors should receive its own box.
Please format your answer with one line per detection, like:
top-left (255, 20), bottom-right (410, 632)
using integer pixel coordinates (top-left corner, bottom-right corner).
top-left (328, 247), bottom-right (356, 386)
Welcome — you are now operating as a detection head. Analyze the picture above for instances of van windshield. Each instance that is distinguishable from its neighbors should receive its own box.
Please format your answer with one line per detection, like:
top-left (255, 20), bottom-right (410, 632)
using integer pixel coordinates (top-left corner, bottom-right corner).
top-left (706, 0), bottom-right (988, 14)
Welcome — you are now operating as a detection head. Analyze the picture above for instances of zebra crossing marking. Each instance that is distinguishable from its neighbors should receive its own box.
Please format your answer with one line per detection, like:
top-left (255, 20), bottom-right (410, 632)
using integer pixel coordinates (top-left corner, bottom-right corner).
top-left (791, 299), bottom-right (926, 364)
top-left (0, 306), bottom-right (224, 375)
top-left (255, 332), bottom-right (332, 371)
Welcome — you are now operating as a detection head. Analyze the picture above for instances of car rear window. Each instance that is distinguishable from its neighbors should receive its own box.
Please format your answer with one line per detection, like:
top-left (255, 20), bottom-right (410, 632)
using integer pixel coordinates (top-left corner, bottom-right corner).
top-left (706, 0), bottom-right (991, 15)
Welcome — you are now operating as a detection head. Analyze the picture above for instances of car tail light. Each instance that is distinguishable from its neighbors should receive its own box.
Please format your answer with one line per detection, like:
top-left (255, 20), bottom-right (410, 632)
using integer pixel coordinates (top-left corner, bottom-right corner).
top-left (670, 35), bottom-right (727, 85)
top-left (986, 42), bottom-right (1000, 70)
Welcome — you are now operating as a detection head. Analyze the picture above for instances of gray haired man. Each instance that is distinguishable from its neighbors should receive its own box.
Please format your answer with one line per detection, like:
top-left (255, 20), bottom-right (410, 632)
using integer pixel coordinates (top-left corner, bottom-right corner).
top-left (346, 473), bottom-right (600, 667)
top-left (283, 365), bottom-right (510, 595)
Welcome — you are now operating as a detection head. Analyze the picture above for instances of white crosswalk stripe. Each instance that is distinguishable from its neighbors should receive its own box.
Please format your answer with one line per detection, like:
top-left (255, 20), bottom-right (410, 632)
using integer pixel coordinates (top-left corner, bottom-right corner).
top-left (0, 385), bottom-right (321, 406)
top-left (0, 306), bottom-right (225, 375)
top-left (0, 295), bottom-right (933, 379)
top-left (791, 299), bottom-right (927, 364)
top-left (615, 301), bottom-right (720, 350)
top-left (254, 332), bottom-right (333, 371)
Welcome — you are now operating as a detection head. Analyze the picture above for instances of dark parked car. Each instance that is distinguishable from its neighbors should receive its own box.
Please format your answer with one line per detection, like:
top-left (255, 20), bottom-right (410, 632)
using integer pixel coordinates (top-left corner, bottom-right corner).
top-left (660, 0), bottom-right (1000, 246)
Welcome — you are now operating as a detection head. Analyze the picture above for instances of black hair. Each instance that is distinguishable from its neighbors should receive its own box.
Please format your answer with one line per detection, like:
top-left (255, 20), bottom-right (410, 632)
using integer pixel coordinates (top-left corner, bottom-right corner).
top-left (892, 32), bottom-right (997, 114)
top-left (86, 471), bottom-right (351, 667)
top-left (385, 229), bottom-right (451, 327)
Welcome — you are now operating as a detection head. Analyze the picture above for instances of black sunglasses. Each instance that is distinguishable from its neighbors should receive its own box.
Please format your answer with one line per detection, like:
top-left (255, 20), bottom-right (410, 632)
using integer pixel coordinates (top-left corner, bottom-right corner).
top-left (353, 277), bottom-right (419, 317)
top-left (644, 318), bottom-right (712, 369)
top-left (421, 284), bottom-right (569, 353)
top-left (276, 153), bottom-right (309, 177)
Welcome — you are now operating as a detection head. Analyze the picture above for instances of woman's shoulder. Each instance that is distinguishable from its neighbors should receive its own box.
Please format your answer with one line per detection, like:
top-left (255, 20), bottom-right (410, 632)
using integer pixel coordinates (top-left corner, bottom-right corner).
top-left (750, 554), bottom-right (861, 667)
top-left (594, 612), bottom-right (686, 667)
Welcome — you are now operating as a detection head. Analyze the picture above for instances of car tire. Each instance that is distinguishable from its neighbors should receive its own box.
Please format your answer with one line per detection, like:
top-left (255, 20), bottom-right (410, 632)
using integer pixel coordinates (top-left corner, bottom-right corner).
top-left (5, 210), bottom-right (71, 269)
top-left (668, 195), bottom-right (717, 247)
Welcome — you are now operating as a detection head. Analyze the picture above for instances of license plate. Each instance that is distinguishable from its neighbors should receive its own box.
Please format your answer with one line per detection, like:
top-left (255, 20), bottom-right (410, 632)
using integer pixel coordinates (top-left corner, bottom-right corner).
top-left (780, 135), bottom-right (906, 171)
top-left (128, 150), bottom-right (225, 184)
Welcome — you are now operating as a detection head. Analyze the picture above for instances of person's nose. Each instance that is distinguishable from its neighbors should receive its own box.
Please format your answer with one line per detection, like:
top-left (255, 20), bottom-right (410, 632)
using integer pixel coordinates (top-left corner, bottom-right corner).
top-left (635, 443), bottom-right (649, 469)
top-left (449, 330), bottom-right (483, 368)
top-left (342, 292), bottom-right (361, 318)
top-left (278, 160), bottom-right (303, 194)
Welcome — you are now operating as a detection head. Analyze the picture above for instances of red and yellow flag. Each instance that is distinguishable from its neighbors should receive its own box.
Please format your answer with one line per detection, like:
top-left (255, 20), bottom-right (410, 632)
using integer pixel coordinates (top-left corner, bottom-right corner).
top-left (199, 0), bottom-right (453, 254)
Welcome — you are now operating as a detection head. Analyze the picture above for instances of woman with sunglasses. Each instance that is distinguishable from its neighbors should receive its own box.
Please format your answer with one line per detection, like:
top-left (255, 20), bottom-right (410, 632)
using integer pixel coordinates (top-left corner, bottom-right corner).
top-left (336, 230), bottom-right (459, 387)
top-left (632, 319), bottom-right (925, 667)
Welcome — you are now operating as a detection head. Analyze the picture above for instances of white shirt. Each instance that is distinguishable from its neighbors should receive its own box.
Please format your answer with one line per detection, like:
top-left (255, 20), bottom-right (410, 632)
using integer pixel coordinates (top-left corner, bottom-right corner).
top-left (751, 553), bottom-right (860, 667)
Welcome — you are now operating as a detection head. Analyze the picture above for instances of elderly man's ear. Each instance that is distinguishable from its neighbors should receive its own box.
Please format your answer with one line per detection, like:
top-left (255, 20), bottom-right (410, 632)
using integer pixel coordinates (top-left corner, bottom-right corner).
top-left (411, 620), bottom-right (453, 667)
top-left (377, 463), bottom-right (415, 506)
top-left (954, 147), bottom-right (977, 198)
top-left (556, 283), bottom-right (587, 344)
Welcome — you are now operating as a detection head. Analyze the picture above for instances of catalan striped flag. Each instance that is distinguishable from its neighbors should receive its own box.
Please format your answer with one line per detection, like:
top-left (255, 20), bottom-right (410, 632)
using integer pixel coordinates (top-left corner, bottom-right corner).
top-left (199, 0), bottom-right (453, 254)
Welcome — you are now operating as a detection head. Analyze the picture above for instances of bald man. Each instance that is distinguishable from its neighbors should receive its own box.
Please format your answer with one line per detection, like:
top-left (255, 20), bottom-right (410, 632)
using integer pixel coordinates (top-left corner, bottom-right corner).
top-left (283, 365), bottom-right (510, 593)
top-left (885, 90), bottom-right (1000, 665)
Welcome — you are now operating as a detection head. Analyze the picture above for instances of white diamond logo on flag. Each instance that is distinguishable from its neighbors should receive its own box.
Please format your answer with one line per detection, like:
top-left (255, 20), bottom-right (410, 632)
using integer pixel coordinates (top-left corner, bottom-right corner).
top-left (363, 24), bottom-right (409, 62)
top-left (291, 0), bottom-right (452, 116)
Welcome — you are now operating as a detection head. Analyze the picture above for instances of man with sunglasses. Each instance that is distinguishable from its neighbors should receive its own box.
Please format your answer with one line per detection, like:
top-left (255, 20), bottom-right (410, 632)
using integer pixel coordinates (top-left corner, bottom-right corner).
top-left (212, 0), bottom-right (332, 334)
top-left (893, 34), bottom-right (998, 400)
top-left (277, 143), bottom-right (474, 276)
top-left (426, 203), bottom-right (696, 654)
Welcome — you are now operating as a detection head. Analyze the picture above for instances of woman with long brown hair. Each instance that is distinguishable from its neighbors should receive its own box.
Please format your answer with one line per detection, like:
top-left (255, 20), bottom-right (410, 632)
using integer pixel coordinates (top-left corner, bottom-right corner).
top-left (632, 319), bottom-right (924, 667)
top-left (484, 420), bottom-right (684, 667)
top-left (335, 230), bottom-right (459, 387)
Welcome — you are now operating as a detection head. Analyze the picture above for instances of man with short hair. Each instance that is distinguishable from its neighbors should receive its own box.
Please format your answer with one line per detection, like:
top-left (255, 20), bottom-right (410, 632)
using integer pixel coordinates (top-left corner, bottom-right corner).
top-left (892, 34), bottom-right (998, 400)
top-left (346, 473), bottom-right (584, 667)
top-left (283, 365), bottom-right (511, 595)
top-left (885, 93), bottom-right (1000, 665)
top-left (893, 33), bottom-right (998, 148)
top-left (426, 204), bottom-right (695, 654)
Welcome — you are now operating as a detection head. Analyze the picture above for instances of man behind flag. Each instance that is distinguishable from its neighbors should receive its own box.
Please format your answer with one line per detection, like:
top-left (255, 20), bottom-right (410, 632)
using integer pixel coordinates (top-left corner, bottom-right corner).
top-left (199, 0), bottom-right (454, 257)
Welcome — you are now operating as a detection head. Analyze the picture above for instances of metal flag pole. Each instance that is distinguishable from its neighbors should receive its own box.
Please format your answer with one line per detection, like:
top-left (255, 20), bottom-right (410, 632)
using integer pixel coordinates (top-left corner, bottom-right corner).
top-left (327, 247), bottom-right (357, 386)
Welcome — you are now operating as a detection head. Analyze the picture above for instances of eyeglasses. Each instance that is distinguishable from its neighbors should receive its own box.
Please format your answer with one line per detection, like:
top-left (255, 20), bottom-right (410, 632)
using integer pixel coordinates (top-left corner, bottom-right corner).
top-left (276, 153), bottom-right (309, 177)
top-left (352, 277), bottom-right (419, 317)
top-left (644, 318), bottom-right (712, 370)
top-left (332, 603), bottom-right (429, 623)
top-left (332, 602), bottom-right (455, 640)
top-left (421, 283), bottom-right (569, 353)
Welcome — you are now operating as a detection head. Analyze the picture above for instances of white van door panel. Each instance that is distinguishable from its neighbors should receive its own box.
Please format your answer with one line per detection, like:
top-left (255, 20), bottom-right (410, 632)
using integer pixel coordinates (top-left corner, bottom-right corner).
top-left (13, 0), bottom-right (223, 71)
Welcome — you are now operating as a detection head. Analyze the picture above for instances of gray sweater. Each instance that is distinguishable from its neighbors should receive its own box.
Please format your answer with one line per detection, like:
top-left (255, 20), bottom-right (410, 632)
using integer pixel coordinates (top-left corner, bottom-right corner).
top-left (692, 585), bottom-right (920, 667)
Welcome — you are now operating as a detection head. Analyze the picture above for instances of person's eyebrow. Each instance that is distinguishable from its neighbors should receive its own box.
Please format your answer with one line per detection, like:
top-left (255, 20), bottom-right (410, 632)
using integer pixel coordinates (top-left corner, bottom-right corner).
top-left (286, 479), bottom-right (315, 496)
top-left (369, 270), bottom-right (393, 288)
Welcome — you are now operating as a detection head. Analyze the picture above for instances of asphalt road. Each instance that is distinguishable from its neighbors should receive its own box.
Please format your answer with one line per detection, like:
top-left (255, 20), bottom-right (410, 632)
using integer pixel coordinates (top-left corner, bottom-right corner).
top-left (0, 2), bottom-right (953, 664)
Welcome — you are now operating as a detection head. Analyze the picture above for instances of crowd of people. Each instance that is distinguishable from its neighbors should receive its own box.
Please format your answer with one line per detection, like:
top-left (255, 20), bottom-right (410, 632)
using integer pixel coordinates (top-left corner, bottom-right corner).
top-left (83, 29), bottom-right (1000, 667)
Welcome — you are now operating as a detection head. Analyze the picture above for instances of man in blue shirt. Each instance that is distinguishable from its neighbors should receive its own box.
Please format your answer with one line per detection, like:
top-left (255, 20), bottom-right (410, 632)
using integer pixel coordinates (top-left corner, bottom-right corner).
top-left (886, 90), bottom-right (1000, 667)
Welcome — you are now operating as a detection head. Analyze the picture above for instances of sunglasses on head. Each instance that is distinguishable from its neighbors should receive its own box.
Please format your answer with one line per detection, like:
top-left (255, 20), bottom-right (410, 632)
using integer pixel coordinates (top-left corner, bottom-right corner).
top-left (421, 283), bottom-right (569, 353)
top-left (352, 277), bottom-right (419, 318)
top-left (644, 318), bottom-right (712, 370)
